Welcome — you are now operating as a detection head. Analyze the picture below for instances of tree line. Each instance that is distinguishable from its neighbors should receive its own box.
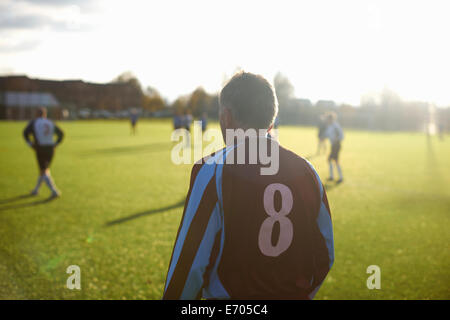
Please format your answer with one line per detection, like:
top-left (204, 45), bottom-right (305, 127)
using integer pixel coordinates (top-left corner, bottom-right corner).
top-left (114, 72), bottom-right (450, 132)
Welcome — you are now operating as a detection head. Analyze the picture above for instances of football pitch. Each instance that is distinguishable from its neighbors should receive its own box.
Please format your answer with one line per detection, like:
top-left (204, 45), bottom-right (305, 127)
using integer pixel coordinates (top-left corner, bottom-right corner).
top-left (0, 120), bottom-right (449, 300)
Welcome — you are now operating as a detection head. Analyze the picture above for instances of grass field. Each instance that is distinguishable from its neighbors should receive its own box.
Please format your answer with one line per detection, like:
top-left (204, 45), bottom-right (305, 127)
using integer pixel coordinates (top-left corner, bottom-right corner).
top-left (0, 120), bottom-right (449, 300)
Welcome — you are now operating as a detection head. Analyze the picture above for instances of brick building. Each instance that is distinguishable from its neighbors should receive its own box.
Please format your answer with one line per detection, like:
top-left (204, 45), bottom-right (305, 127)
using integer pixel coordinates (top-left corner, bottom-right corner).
top-left (0, 75), bottom-right (143, 120)
top-left (0, 91), bottom-right (61, 120)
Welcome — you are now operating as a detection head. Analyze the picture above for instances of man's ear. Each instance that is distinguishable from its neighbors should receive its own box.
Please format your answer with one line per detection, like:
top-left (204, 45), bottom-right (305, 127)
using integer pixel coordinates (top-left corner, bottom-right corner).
top-left (223, 107), bottom-right (234, 128)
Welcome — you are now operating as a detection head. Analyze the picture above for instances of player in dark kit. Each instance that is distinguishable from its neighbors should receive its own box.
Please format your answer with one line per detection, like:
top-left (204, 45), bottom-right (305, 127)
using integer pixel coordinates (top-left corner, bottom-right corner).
top-left (324, 112), bottom-right (344, 183)
top-left (316, 114), bottom-right (328, 155)
top-left (130, 109), bottom-right (139, 135)
top-left (200, 112), bottom-right (208, 132)
top-left (23, 107), bottom-right (64, 197)
top-left (163, 72), bottom-right (334, 300)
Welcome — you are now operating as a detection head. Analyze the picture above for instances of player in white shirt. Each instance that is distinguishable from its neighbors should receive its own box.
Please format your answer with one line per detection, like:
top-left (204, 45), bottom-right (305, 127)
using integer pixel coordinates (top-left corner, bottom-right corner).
top-left (325, 112), bottom-right (344, 183)
top-left (23, 108), bottom-right (64, 197)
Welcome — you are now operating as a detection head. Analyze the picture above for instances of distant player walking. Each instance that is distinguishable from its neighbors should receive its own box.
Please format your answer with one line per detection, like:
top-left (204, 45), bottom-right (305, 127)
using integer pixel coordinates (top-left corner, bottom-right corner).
top-left (130, 109), bottom-right (139, 135)
top-left (200, 112), bottom-right (208, 132)
top-left (183, 110), bottom-right (193, 131)
top-left (325, 112), bottom-right (344, 183)
top-left (163, 72), bottom-right (334, 300)
top-left (183, 110), bottom-right (193, 147)
top-left (316, 114), bottom-right (328, 155)
top-left (173, 110), bottom-right (182, 130)
top-left (23, 107), bottom-right (64, 197)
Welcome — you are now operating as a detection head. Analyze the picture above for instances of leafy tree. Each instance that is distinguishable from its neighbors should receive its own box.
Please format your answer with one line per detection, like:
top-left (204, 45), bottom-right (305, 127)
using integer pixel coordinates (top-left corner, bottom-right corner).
top-left (111, 71), bottom-right (143, 95)
top-left (274, 72), bottom-right (296, 124)
top-left (143, 86), bottom-right (165, 112)
top-left (171, 95), bottom-right (188, 114)
top-left (274, 72), bottom-right (294, 106)
top-left (187, 87), bottom-right (212, 116)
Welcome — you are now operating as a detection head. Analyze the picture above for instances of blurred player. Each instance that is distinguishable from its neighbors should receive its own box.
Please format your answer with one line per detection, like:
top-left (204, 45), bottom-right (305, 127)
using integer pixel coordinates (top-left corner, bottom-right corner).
top-left (325, 112), bottom-right (344, 183)
top-left (183, 110), bottom-right (193, 147)
top-left (173, 110), bottom-right (182, 130)
top-left (200, 112), bottom-right (208, 133)
top-left (316, 114), bottom-right (328, 155)
top-left (130, 108), bottom-right (139, 135)
top-left (23, 107), bottom-right (64, 197)
top-left (183, 110), bottom-right (193, 132)
top-left (163, 72), bottom-right (334, 300)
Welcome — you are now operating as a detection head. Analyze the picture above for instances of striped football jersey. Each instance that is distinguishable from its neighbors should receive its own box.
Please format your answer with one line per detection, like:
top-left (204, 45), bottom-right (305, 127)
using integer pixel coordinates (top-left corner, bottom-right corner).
top-left (23, 117), bottom-right (64, 147)
top-left (163, 138), bottom-right (334, 300)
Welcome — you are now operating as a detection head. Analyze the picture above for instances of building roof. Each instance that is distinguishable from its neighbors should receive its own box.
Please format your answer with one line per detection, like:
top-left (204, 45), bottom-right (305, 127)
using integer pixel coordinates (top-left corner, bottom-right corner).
top-left (1, 91), bottom-right (59, 107)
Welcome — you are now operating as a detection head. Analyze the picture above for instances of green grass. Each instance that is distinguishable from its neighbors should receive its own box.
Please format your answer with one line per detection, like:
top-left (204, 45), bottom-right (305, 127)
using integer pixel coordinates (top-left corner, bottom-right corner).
top-left (0, 120), bottom-right (449, 299)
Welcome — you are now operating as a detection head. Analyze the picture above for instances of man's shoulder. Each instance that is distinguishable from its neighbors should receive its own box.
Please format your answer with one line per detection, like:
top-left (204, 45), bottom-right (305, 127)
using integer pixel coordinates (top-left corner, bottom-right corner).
top-left (35, 117), bottom-right (53, 125)
top-left (331, 121), bottom-right (342, 131)
top-left (190, 147), bottom-right (228, 177)
top-left (277, 144), bottom-right (323, 188)
top-left (195, 147), bottom-right (227, 164)
top-left (279, 144), bottom-right (314, 169)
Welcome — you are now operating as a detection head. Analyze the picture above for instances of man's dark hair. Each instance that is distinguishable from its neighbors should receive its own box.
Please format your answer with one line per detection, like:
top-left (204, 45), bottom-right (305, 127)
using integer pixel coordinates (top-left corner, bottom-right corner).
top-left (37, 107), bottom-right (47, 118)
top-left (325, 111), bottom-right (337, 122)
top-left (219, 72), bottom-right (278, 129)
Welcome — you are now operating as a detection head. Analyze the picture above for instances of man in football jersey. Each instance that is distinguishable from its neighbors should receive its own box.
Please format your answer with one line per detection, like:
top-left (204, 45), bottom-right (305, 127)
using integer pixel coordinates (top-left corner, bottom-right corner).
top-left (324, 112), bottom-right (344, 183)
top-left (200, 112), bottom-right (208, 133)
top-left (163, 72), bottom-right (334, 300)
top-left (173, 110), bottom-right (182, 130)
top-left (316, 114), bottom-right (328, 155)
top-left (23, 107), bottom-right (64, 197)
top-left (183, 110), bottom-right (193, 132)
top-left (130, 108), bottom-right (139, 135)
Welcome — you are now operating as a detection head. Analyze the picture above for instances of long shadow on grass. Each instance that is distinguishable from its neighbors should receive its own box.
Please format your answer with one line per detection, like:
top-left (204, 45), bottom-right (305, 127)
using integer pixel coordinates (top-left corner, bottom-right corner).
top-left (82, 142), bottom-right (172, 157)
top-left (0, 196), bottom-right (57, 212)
top-left (104, 198), bottom-right (185, 227)
top-left (0, 194), bottom-right (34, 205)
top-left (304, 153), bottom-right (320, 161)
top-left (324, 181), bottom-right (343, 191)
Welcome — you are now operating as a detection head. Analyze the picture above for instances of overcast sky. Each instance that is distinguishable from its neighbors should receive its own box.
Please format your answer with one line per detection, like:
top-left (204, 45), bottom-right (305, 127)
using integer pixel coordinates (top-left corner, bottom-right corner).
top-left (1, 0), bottom-right (449, 105)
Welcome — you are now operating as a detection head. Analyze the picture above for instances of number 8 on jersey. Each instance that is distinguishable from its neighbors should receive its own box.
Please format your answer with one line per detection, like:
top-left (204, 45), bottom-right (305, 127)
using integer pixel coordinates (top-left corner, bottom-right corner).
top-left (258, 183), bottom-right (294, 257)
